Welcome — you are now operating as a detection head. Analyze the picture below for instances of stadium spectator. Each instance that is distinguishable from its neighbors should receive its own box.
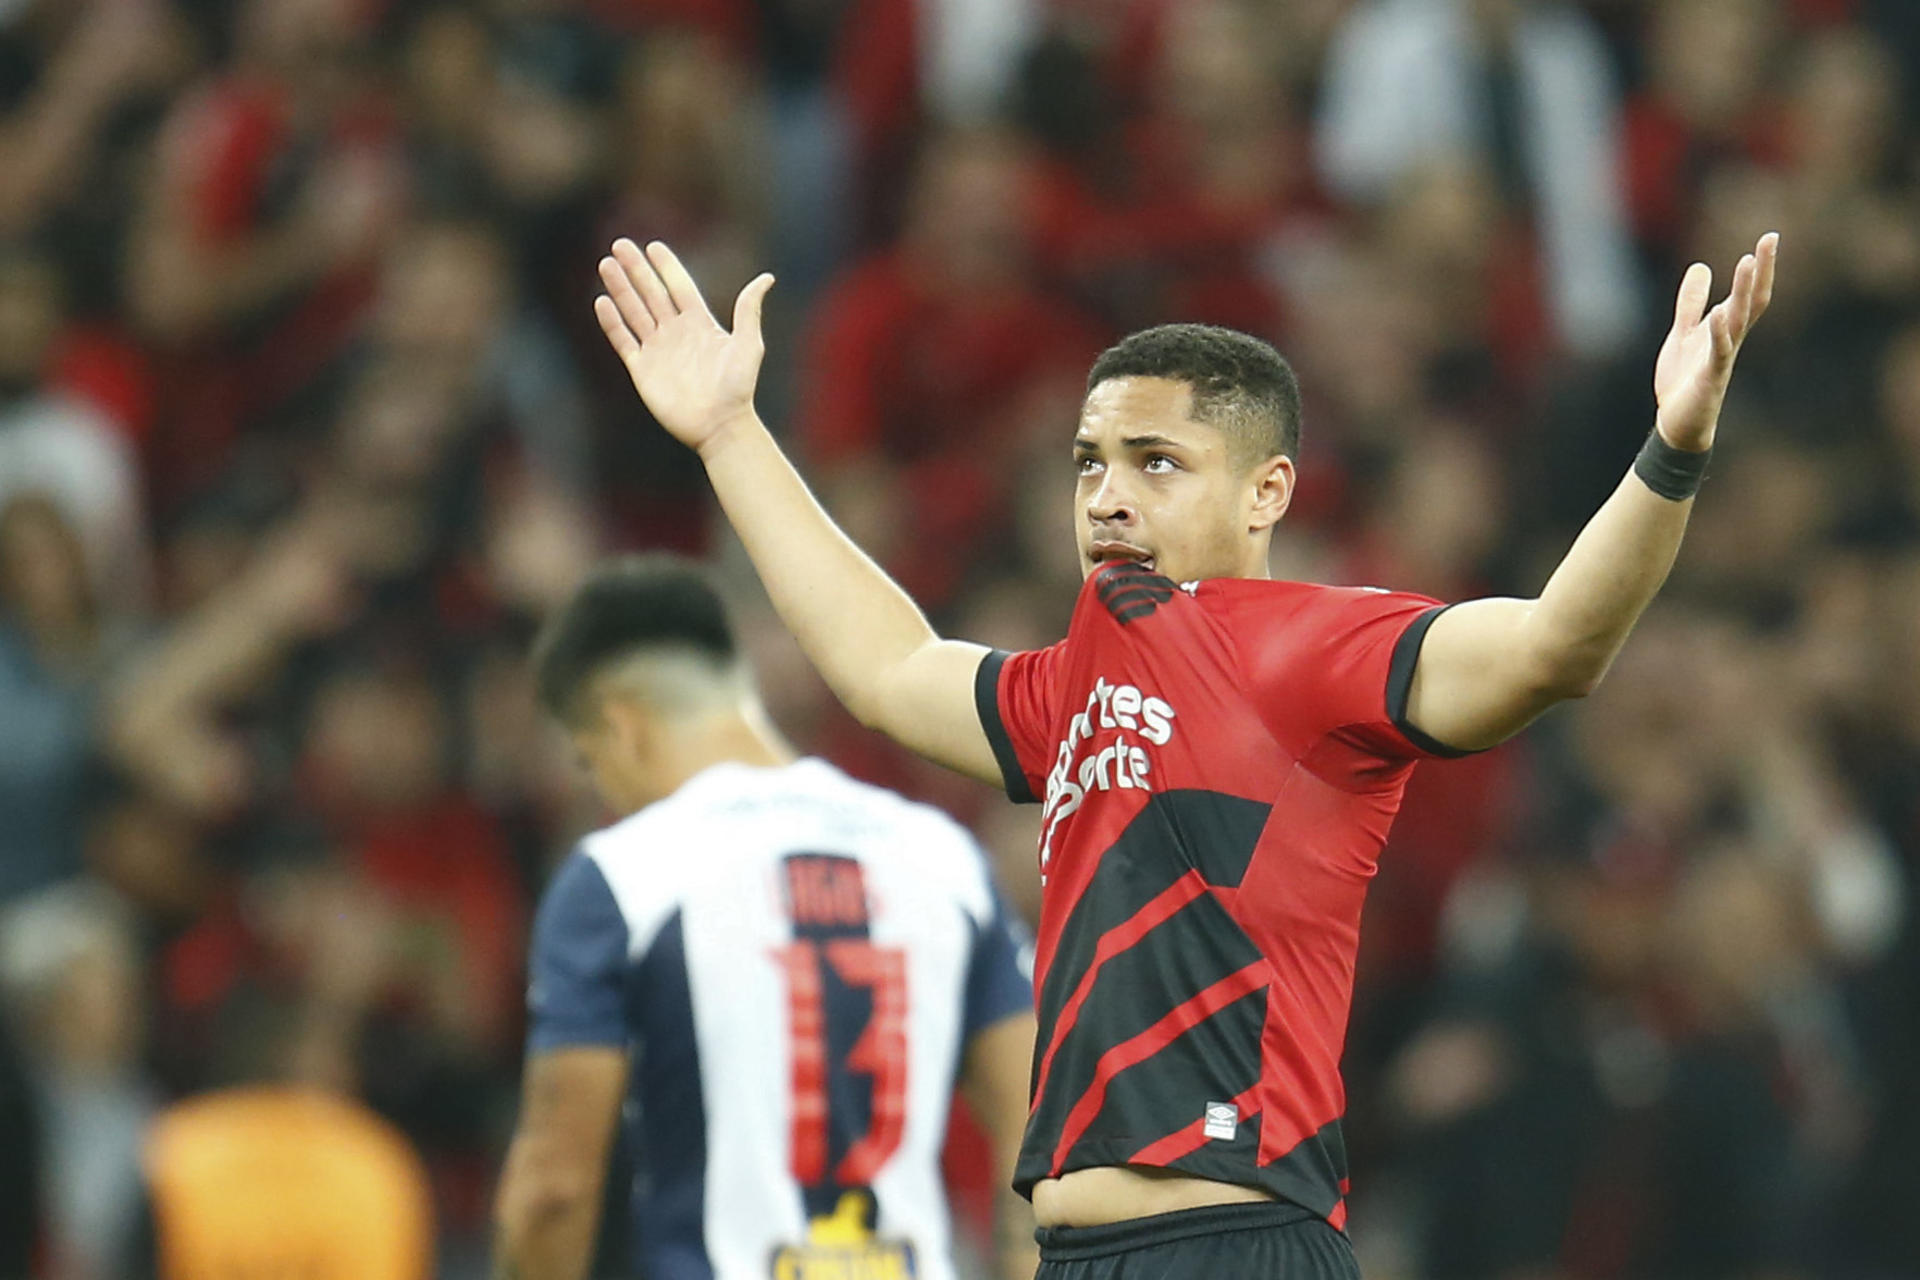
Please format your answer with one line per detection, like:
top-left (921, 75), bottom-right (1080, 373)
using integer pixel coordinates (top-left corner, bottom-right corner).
top-left (144, 1085), bottom-right (434, 1280)
top-left (394, 5), bottom-right (496, 216)
top-left (297, 656), bottom-right (525, 1063)
top-left (798, 126), bottom-right (1104, 607)
top-left (1024, 0), bottom-right (1311, 343)
top-left (600, 29), bottom-right (766, 301)
top-left (0, 882), bottom-right (157, 1279)
top-left (1780, 25), bottom-right (1919, 309)
top-left (1317, 0), bottom-right (1643, 358)
top-left (0, 495), bottom-right (123, 904)
top-left (127, 0), bottom-right (406, 510)
top-left (1620, 0), bottom-right (1784, 265)
top-left (0, 247), bottom-right (150, 605)
top-left (1389, 834), bottom-right (1814, 1279)
top-left (0, 0), bottom-right (189, 298)
top-left (105, 506), bottom-right (352, 820)
top-left (587, 27), bottom-right (769, 548)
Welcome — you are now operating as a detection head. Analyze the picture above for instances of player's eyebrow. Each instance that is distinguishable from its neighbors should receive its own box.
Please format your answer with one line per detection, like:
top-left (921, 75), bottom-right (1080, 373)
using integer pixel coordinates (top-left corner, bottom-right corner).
top-left (1074, 433), bottom-right (1185, 451)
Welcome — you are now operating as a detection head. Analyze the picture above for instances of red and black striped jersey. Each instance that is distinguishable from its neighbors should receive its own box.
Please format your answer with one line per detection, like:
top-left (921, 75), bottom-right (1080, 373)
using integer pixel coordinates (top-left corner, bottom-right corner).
top-left (974, 562), bottom-right (1466, 1229)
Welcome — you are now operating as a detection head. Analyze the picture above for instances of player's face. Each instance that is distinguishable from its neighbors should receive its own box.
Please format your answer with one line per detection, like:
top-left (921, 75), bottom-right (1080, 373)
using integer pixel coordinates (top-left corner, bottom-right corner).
top-left (1072, 376), bottom-right (1291, 584)
top-left (569, 704), bottom-right (657, 816)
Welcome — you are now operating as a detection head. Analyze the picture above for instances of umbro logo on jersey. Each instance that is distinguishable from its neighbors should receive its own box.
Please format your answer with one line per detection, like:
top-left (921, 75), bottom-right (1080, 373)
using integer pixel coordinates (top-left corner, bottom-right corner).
top-left (1094, 563), bottom-right (1175, 623)
top-left (1204, 1102), bottom-right (1238, 1141)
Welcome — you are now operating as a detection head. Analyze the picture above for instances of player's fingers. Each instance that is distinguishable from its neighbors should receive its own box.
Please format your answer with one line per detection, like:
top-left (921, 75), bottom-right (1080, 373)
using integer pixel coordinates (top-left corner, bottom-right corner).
top-left (646, 241), bottom-right (713, 320)
top-left (1672, 261), bottom-right (1711, 336)
top-left (599, 253), bottom-right (658, 340)
top-left (1709, 298), bottom-right (1736, 364)
top-left (594, 294), bottom-right (642, 364)
top-left (1752, 232), bottom-right (1780, 317)
top-left (611, 238), bottom-right (674, 324)
top-left (732, 272), bottom-right (775, 343)
top-left (1728, 253), bottom-right (1757, 338)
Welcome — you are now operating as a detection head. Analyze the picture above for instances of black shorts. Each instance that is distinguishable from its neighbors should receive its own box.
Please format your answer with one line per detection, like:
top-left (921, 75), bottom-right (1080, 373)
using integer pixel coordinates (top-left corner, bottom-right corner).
top-left (1035, 1202), bottom-right (1360, 1279)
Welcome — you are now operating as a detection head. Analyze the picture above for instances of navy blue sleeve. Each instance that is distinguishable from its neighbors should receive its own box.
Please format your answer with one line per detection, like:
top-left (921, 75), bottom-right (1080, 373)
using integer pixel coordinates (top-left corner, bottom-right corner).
top-left (527, 850), bottom-right (631, 1052)
top-left (963, 871), bottom-right (1034, 1038)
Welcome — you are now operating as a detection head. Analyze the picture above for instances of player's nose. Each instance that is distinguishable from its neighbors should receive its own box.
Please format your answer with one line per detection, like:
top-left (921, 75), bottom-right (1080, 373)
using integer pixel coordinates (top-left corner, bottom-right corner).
top-left (1086, 470), bottom-right (1136, 523)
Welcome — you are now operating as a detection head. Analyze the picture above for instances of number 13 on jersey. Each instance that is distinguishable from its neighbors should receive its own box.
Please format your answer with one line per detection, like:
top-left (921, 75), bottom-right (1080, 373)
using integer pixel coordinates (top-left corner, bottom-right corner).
top-left (772, 855), bottom-right (910, 1190)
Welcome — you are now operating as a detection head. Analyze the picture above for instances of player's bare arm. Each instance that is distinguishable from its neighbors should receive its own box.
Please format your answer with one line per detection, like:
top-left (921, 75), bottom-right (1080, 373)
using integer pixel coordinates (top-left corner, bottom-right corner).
top-left (1401, 233), bottom-right (1780, 752)
top-left (960, 1011), bottom-right (1043, 1280)
top-left (594, 239), bottom-right (999, 784)
top-left (493, 1047), bottom-right (627, 1280)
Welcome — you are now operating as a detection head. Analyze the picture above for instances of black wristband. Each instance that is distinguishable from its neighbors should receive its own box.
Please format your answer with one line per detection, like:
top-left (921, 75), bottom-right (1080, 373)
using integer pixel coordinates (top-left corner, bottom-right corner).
top-left (1633, 429), bottom-right (1712, 501)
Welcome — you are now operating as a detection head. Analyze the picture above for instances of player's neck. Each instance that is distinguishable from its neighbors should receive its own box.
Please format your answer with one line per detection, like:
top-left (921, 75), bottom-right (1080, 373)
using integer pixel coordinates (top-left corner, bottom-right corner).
top-left (1244, 534), bottom-right (1277, 580)
top-left (653, 706), bottom-right (796, 799)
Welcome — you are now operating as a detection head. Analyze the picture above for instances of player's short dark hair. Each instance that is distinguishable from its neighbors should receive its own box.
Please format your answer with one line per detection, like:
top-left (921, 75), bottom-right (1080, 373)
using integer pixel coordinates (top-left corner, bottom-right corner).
top-left (1085, 323), bottom-right (1302, 464)
top-left (532, 554), bottom-right (738, 726)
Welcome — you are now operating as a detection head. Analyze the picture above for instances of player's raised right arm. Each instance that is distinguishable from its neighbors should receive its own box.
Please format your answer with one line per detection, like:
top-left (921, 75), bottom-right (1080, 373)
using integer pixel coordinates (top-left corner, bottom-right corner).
top-left (594, 239), bottom-right (1001, 784)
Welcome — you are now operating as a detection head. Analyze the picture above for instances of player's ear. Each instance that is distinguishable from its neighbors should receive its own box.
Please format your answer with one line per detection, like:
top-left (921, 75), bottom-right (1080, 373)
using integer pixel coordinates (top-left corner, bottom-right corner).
top-left (1247, 454), bottom-right (1294, 533)
top-left (600, 697), bottom-right (653, 760)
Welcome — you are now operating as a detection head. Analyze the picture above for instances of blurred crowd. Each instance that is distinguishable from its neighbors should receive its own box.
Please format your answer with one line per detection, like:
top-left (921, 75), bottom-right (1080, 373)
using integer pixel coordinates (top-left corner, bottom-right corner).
top-left (0, 0), bottom-right (1917, 1276)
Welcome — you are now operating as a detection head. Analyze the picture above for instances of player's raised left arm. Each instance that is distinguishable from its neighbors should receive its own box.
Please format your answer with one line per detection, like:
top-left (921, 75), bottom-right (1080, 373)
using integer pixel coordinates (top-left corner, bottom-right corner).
top-left (1400, 233), bottom-right (1779, 752)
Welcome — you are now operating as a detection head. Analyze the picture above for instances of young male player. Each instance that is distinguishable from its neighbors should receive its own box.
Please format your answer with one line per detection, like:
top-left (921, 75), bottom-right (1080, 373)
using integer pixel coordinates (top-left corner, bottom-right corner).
top-left (589, 234), bottom-right (1778, 1276)
top-left (493, 557), bottom-right (1038, 1280)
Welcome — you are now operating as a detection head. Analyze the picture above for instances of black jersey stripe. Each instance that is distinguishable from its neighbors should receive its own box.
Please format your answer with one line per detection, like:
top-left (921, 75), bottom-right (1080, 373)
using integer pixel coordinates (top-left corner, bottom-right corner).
top-left (1026, 890), bottom-right (1265, 1187)
top-left (1050, 962), bottom-right (1269, 1166)
top-left (1093, 565), bottom-right (1177, 622)
top-left (1037, 886), bottom-right (1261, 1094)
top-left (1016, 984), bottom-right (1270, 1193)
top-left (1034, 790), bottom-right (1271, 1045)
top-left (1384, 604), bottom-right (1484, 758)
top-left (1030, 871), bottom-right (1210, 1107)
top-left (1099, 584), bottom-right (1178, 611)
top-left (974, 649), bottom-right (1038, 803)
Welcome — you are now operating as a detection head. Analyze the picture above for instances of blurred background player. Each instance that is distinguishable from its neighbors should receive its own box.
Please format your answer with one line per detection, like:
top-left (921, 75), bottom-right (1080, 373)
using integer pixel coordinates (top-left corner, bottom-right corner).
top-left (493, 555), bottom-right (1038, 1280)
top-left (143, 1083), bottom-right (434, 1280)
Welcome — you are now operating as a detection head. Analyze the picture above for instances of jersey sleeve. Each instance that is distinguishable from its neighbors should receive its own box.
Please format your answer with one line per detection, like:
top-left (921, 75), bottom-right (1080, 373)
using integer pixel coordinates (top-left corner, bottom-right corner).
top-left (962, 864), bottom-right (1034, 1039)
top-left (974, 642), bottom-right (1068, 804)
top-left (526, 850), bottom-right (631, 1053)
top-left (1241, 588), bottom-right (1480, 761)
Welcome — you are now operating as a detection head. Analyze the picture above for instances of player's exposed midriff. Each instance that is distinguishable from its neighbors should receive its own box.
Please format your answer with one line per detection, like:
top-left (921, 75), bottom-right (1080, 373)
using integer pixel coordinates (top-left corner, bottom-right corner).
top-left (1033, 1165), bottom-right (1278, 1228)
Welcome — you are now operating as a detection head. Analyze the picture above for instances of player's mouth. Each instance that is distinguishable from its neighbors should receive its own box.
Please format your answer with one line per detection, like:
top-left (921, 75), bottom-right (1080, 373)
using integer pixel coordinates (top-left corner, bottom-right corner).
top-left (1089, 541), bottom-right (1156, 573)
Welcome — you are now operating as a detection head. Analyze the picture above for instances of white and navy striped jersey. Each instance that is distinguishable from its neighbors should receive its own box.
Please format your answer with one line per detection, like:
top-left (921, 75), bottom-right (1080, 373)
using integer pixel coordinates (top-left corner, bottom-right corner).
top-left (526, 758), bottom-right (1031, 1280)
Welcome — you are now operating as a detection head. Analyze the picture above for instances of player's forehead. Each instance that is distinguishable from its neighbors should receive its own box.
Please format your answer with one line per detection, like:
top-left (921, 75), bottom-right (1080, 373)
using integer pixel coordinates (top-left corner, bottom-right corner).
top-left (1074, 376), bottom-right (1223, 452)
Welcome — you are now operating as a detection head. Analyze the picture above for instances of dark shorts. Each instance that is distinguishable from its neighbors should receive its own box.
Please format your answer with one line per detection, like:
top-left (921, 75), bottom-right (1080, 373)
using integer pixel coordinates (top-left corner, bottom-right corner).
top-left (1035, 1202), bottom-right (1360, 1279)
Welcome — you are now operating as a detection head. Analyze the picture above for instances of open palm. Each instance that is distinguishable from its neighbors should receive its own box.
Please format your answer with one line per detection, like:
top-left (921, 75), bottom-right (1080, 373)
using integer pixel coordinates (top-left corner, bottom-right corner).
top-left (594, 239), bottom-right (776, 456)
top-left (1653, 233), bottom-right (1779, 451)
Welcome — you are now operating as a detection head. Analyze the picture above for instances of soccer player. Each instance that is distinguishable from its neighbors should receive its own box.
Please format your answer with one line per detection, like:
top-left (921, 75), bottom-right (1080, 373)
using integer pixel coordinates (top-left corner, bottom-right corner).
top-left (145, 1086), bottom-right (434, 1280)
top-left (492, 556), bottom-right (1038, 1280)
top-left (589, 234), bottom-right (1778, 1277)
